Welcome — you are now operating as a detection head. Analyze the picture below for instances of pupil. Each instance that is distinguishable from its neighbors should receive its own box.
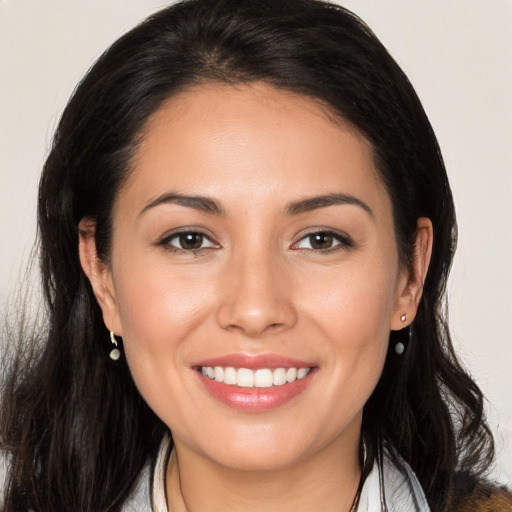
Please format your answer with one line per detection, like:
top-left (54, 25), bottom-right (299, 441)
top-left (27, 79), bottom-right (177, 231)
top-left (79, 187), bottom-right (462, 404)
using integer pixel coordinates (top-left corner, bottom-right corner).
top-left (310, 233), bottom-right (333, 249)
top-left (180, 233), bottom-right (203, 250)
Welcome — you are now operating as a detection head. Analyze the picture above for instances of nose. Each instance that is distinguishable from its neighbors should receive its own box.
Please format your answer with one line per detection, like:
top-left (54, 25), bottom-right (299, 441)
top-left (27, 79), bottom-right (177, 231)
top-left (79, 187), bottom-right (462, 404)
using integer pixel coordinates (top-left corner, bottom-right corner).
top-left (216, 251), bottom-right (298, 338)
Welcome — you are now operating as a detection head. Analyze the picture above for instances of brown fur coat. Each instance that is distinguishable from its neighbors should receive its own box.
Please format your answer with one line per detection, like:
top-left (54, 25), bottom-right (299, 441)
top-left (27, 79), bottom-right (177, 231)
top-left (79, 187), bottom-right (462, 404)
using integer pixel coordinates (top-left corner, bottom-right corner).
top-left (450, 473), bottom-right (512, 512)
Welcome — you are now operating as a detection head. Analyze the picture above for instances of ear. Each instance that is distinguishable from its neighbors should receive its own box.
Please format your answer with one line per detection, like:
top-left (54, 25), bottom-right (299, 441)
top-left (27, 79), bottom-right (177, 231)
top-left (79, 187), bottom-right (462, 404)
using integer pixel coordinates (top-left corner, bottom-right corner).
top-left (78, 217), bottom-right (123, 336)
top-left (390, 217), bottom-right (433, 330)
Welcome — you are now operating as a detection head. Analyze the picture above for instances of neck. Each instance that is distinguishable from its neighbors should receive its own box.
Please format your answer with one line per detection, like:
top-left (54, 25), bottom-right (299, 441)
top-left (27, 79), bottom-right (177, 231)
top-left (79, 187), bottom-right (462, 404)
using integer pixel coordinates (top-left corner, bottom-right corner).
top-left (166, 433), bottom-right (362, 512)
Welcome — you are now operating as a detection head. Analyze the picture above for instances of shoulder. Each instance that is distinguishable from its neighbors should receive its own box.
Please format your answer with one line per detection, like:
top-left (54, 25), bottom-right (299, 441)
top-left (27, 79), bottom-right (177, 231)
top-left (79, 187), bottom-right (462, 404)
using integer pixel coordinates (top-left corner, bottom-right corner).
top-left (450, 472), bottom-right (512, 512)
top-left (119, 463), bottom-right (153, 512)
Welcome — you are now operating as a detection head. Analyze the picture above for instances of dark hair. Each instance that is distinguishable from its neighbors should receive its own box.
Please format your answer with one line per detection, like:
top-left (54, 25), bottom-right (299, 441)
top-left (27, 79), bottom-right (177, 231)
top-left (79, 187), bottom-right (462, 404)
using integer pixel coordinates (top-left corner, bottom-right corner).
top-left (0, 0), bottom-right (494, 510)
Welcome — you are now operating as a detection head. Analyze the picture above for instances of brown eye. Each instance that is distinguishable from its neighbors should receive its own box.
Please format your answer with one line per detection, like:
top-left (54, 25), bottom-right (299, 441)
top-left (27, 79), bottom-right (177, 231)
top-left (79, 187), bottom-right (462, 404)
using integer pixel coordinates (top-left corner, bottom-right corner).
top-left (162, 231), bottom-right (216, 251)
top-left (308, 233), bottom-right (334, 250)
top-left (179, 233), bottom-right (204, 250)
top-left (294, 230), bottom-right (352, 251)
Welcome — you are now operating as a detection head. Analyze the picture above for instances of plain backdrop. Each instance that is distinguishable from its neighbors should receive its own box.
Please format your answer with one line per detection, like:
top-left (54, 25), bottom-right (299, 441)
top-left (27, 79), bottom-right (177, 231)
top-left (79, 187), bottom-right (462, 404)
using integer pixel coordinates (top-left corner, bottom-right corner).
top-left (1, 0), bottom-right (511, 484)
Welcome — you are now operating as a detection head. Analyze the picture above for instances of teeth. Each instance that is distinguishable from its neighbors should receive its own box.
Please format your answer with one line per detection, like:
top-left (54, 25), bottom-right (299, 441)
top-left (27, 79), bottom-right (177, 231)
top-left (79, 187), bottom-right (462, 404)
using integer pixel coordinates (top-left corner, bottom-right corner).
top-left (286, 367), bottom-right (297, 383)
top-left (297, 368), bottom-right (309, 379)
top-left (200, 366), bottom-right (311, 388)
top-left (237, 368), bottom-right (254, 388)
top-left (255, 369), bottom-right (273, 388)
top-left (273, 367), bottom-right (287, 386)
top-left (224, 366), bottom-right (237, 385)
top-left (214, 366), bottom-right (224, 382)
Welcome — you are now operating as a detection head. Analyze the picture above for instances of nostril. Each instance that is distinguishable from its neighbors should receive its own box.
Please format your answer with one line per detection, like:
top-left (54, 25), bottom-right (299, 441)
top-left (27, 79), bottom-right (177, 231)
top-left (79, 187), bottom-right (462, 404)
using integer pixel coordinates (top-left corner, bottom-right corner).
top-left (215, 280), bottom-right (298, 336)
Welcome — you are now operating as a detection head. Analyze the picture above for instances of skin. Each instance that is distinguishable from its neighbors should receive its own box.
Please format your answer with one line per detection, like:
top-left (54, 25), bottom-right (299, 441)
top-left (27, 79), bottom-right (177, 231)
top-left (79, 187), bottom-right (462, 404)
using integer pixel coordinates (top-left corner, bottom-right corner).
top-left (80, 83), bottom-right (432, 512)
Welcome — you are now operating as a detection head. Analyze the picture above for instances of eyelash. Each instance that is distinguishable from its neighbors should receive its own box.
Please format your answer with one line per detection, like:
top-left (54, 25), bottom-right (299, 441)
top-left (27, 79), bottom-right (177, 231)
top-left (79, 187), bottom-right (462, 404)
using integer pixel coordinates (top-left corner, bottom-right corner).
top-left (157, 229), bottom-right (354, 254)
top-left (158, 229), bottom-right (218, 254)
top-left (292, 230), bottom-right (354, 253)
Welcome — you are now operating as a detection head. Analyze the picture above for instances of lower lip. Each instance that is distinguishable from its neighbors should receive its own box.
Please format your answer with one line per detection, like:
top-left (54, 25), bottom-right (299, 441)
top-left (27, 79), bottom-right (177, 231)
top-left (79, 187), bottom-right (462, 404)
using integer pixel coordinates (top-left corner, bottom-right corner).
top-left (196, 370), bottom-right (315, 412)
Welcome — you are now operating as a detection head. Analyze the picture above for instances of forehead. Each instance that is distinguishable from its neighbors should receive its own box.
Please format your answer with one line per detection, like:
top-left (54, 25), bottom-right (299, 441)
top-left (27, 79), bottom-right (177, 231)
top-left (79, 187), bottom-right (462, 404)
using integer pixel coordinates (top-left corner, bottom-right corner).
top-left (121, 82), bottom-right (389, 216)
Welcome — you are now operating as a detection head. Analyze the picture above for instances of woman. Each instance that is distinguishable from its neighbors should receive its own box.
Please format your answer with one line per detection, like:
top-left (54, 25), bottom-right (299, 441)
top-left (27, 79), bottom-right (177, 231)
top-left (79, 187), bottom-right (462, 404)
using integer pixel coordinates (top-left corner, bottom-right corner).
top-left (1, 0), bottom-right (510, 510)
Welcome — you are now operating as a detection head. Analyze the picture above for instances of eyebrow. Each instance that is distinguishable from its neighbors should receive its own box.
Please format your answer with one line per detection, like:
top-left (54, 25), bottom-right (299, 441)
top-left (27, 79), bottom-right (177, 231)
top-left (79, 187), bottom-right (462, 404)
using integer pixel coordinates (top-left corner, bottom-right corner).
top-left (139, 192), bottom-right (225, 216)
top-left (139, 191), bottom-right (372, 218)
top-left (285, 193), bottom-right (374, 217)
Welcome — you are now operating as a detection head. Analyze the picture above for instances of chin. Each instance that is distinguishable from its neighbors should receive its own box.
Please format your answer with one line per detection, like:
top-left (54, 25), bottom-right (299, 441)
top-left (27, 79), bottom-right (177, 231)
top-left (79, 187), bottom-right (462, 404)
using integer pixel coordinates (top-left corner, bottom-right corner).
top-left (183, 421), bottom-right (326, 473)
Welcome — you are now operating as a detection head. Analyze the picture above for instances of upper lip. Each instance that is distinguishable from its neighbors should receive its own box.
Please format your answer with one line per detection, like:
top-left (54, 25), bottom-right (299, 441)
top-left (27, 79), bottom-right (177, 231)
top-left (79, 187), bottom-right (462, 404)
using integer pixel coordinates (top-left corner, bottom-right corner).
top-left (192, 353), bottom-right (315, 370)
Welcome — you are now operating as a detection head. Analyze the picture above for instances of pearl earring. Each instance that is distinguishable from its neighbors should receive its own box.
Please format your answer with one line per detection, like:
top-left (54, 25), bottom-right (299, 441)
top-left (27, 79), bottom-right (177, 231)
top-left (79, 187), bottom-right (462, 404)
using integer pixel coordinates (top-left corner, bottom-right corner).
top-left (395, 313), bottom-right (408, 355)
top-left (109, 331), bottom-right (121, 360)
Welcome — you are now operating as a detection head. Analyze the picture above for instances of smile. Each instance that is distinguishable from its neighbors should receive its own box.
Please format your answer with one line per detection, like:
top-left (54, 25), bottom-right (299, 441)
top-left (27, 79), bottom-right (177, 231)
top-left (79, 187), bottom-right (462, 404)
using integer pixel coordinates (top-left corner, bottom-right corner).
top-left (194, 355), bottom-right (316, 411)
top-left (200, 366), bottom-right (312, 388)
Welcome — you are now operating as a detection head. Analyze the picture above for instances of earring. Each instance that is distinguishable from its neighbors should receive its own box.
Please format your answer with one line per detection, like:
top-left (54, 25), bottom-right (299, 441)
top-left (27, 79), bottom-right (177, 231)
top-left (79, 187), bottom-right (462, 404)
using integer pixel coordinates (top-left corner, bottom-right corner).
top-left (395, 314), bottom-right (408, 355)
top-left (395, 320), bottom-right (412, 355)
top-left (109, 331), bottom-right (121, 360)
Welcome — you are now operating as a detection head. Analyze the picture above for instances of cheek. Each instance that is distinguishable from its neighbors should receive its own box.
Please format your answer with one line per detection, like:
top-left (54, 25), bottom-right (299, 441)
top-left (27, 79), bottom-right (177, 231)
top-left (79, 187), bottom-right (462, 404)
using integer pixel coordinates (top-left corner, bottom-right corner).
top-left (304, 258), bottom-right (398, 396)
top-left (112, 254), bottom-right (214, 364)
top-left (110, 261), bottom-right (212, 424)
top-left (303, 257), bottom-right (399, 341)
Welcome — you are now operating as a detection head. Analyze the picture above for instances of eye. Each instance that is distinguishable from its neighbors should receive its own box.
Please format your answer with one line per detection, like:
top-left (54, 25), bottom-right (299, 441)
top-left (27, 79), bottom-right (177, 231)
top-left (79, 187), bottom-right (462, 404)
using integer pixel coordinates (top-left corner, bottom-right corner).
top-left (161, 231), bottom-right (217, 251)
top-left (294, 231), bottom-right (352, 251)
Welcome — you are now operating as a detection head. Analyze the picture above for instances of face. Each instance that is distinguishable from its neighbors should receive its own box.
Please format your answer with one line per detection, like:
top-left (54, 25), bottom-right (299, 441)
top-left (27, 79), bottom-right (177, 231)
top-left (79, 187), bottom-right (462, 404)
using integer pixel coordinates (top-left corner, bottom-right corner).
top-left (81, 83), bottom-right (428, 472)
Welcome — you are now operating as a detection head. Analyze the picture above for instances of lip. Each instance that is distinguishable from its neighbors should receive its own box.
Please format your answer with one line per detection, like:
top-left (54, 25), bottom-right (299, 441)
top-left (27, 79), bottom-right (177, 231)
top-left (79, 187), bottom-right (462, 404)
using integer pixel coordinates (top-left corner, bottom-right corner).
top-left (192, 353), bottom-right (317, 412)
top-left (192, 353), bottom-right (314, 370)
